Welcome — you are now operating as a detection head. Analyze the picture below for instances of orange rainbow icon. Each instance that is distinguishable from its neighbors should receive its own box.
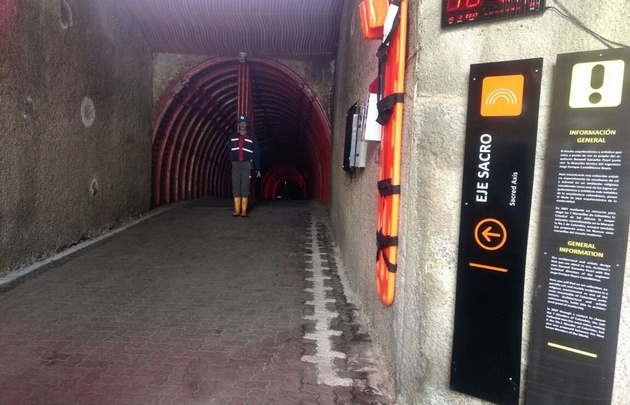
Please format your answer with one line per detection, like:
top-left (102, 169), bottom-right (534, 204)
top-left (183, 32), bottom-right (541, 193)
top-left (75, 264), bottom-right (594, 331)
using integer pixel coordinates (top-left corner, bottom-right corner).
top-left (481, 74), bottom-right (524, 117)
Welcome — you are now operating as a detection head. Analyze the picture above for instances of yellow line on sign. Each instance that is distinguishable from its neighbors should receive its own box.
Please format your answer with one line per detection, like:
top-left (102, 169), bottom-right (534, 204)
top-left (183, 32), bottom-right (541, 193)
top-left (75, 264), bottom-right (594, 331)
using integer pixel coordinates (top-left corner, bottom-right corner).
top-left (469, 263), bottom-right (508, 273)
top-left (548, 342), bottom-right (598, 358)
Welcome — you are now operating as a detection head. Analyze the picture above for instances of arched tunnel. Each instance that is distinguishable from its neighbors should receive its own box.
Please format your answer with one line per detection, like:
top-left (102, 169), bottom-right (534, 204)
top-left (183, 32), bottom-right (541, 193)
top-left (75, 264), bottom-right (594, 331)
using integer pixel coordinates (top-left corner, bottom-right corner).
top-left (151, 57), bottom-right (330, 207)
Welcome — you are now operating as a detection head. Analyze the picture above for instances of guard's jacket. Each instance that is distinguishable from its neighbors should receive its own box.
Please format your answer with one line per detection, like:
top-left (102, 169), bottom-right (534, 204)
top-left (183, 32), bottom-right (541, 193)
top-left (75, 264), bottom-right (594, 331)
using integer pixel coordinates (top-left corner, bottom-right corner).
top-left (228, 131), bottom-right (260, 170)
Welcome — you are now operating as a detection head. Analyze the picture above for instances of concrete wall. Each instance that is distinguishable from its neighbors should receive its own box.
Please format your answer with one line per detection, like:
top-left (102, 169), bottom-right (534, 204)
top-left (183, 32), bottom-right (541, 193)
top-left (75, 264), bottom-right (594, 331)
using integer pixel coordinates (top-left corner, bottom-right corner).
top-left (330, 0), bottom-right (630, 404)
top-left (0, 0), bottom-right (153, 277)
top-left (328, 0), bottom-right (398, 388)
top-left (153, 54), bottom-right (207, 108)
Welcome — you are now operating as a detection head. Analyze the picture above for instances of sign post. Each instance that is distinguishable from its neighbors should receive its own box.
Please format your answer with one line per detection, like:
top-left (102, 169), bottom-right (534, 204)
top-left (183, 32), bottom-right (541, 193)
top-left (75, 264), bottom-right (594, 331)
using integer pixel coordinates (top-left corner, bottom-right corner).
top-left (527, 48), bottom-right (630, 405)
top-left (451, 58), bottom-right (543, 404)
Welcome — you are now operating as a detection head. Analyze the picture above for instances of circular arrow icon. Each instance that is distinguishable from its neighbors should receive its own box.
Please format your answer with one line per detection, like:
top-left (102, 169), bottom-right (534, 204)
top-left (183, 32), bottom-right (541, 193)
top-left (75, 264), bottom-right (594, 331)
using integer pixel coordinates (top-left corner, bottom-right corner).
top-left (474, 218), bottom-right (507, 251)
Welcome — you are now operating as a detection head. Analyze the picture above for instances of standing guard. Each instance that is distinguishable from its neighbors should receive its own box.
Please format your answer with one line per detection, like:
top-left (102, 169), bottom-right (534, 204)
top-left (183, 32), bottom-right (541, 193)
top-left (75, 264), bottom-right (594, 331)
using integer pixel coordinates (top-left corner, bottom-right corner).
top-left (228, 115), bottom-right (260, 217)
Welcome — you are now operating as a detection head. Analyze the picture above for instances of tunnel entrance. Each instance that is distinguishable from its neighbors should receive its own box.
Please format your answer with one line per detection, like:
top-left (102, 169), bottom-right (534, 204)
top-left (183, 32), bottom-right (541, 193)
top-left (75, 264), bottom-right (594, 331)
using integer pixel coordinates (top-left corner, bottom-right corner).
top-left (151, 57), bottom-right (330, 207)
top-left (274, 182), bottom-right (303, 200)
top-left (261, 165), bottom-right (308, 201)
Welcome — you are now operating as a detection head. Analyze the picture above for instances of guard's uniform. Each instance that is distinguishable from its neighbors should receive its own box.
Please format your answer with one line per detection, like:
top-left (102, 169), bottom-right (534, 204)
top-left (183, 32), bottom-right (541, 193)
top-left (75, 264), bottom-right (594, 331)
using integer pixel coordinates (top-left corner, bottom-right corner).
top-left (228, 131), bottom-right (260, 197)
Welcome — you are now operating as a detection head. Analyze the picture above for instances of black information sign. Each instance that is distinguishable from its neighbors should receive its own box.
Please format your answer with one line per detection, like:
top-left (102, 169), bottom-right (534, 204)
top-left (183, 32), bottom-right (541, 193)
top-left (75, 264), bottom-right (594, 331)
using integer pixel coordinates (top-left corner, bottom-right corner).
top-left (451, 58), bottom-right (542, 405)
top-left (527, 48), bottom-right (630, 404)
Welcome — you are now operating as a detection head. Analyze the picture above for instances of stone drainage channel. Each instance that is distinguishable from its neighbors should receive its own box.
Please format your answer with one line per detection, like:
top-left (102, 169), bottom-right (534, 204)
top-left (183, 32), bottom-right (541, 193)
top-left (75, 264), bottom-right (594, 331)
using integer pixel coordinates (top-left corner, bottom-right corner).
top-left (301, 214), bottom-right (394, 404)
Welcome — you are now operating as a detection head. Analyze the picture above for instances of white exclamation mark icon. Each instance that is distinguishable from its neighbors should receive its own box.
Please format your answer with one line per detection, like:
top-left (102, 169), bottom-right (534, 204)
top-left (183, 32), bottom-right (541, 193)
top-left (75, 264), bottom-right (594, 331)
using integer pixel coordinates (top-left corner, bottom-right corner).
top-left (569, 60), bottom-right (625, 109)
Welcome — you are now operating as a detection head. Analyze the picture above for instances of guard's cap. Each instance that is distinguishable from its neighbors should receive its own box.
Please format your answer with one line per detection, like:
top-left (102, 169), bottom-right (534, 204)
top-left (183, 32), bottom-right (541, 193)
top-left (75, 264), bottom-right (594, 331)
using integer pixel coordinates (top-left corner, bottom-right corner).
top-left (237, 115), bottom-right (249, 123)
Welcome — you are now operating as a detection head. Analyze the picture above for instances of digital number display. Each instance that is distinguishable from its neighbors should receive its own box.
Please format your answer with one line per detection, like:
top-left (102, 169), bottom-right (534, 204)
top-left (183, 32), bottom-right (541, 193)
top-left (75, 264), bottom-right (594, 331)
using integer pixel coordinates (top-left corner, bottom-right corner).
top-left (442, 0), bottom-right (545, 28)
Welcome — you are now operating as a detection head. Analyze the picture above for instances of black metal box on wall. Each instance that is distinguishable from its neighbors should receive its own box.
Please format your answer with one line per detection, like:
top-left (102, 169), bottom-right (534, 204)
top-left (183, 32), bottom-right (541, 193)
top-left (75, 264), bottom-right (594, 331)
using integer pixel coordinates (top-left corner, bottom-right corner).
top-left (343, 103), bottom-right (358, 172)
top-left (343, 102), bottom-right (368, 172)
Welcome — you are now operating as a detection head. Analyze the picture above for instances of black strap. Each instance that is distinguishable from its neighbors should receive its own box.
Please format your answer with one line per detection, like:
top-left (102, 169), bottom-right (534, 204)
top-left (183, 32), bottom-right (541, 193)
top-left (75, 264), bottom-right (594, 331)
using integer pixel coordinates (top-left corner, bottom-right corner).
top-left (381, 0), bottom-right (401, 47)
top-left (375, 0), bottom-right (403, 125)
top-left (378, 178), bottom-right (400, 197)
top-left (376, 37), bottom-right (390, 102)
top-left (376, 45), bottom-right (387, 102)
top-left (376, 41), bottom-right (388, 63)
top-left (376, 230), bottom-right (398, 273)
top-left (376, 93), bottom-right (404, 125)
top-left (375, 0), bottom-right (402, 64)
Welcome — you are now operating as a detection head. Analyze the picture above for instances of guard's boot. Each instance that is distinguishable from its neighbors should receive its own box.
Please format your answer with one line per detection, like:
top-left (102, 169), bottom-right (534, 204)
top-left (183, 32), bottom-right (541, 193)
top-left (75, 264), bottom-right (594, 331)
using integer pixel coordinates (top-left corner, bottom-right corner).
top-left (233, 197), bottom-right (242, 216)
top-left (240, 197), bottom-right (249, 217)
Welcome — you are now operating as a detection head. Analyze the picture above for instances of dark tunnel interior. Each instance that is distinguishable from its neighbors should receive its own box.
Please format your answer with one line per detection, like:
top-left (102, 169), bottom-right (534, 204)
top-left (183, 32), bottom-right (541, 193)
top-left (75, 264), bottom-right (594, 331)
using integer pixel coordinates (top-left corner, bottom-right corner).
top-left (151, 57), bottom-right (331, 207)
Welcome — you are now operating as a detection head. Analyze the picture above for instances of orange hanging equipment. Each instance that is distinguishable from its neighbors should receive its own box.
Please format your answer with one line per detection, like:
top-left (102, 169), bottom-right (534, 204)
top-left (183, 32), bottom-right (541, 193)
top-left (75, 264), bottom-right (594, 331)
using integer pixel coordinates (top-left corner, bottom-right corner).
top-left (359, 0), bottom-right (389, 40)
top-left (371, 0), bottom-right (408, 306)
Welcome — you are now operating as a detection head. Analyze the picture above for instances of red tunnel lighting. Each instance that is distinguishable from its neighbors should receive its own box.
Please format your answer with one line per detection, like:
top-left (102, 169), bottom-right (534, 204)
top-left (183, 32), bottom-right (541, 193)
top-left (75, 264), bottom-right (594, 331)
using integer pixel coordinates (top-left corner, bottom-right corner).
top-left (152, 57), bottom-right (331, 207)
top-left (261, 166), bottom-right (308, 201)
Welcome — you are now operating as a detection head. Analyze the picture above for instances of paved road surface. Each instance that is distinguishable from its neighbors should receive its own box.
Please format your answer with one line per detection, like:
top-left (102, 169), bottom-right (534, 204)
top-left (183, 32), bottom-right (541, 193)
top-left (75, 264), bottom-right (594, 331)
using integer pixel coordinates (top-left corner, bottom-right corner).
top-left (0, 199), bottom-right (393, 405)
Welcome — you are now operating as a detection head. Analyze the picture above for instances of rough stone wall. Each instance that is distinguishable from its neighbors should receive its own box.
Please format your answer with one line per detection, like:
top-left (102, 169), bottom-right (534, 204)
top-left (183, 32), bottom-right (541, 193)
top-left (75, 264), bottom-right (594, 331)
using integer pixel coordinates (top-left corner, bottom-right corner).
top-left (152, 54), bottom-right (207, 108)
top-left (329, 0), bottom-right (398, 389)
top-left (277, 59), bottom-right (335, 117)
top-left (330, 0), bottom-right (630, 404)
top-left (0, 0), bottom-right (152, 277)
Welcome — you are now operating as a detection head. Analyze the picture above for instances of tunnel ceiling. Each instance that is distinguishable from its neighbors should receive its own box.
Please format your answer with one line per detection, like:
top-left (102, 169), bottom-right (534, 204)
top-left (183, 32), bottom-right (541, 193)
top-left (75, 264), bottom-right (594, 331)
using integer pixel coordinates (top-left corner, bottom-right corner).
top-left (123, 0), bottom-right (344, 59)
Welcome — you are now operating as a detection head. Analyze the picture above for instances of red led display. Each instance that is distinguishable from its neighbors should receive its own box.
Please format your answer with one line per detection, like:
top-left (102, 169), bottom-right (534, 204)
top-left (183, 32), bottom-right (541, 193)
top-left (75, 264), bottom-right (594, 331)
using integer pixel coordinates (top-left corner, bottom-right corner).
top-left (442, 0), bottom-right (545, 28)
top-left (446, 0), bottom-right (482, 12)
